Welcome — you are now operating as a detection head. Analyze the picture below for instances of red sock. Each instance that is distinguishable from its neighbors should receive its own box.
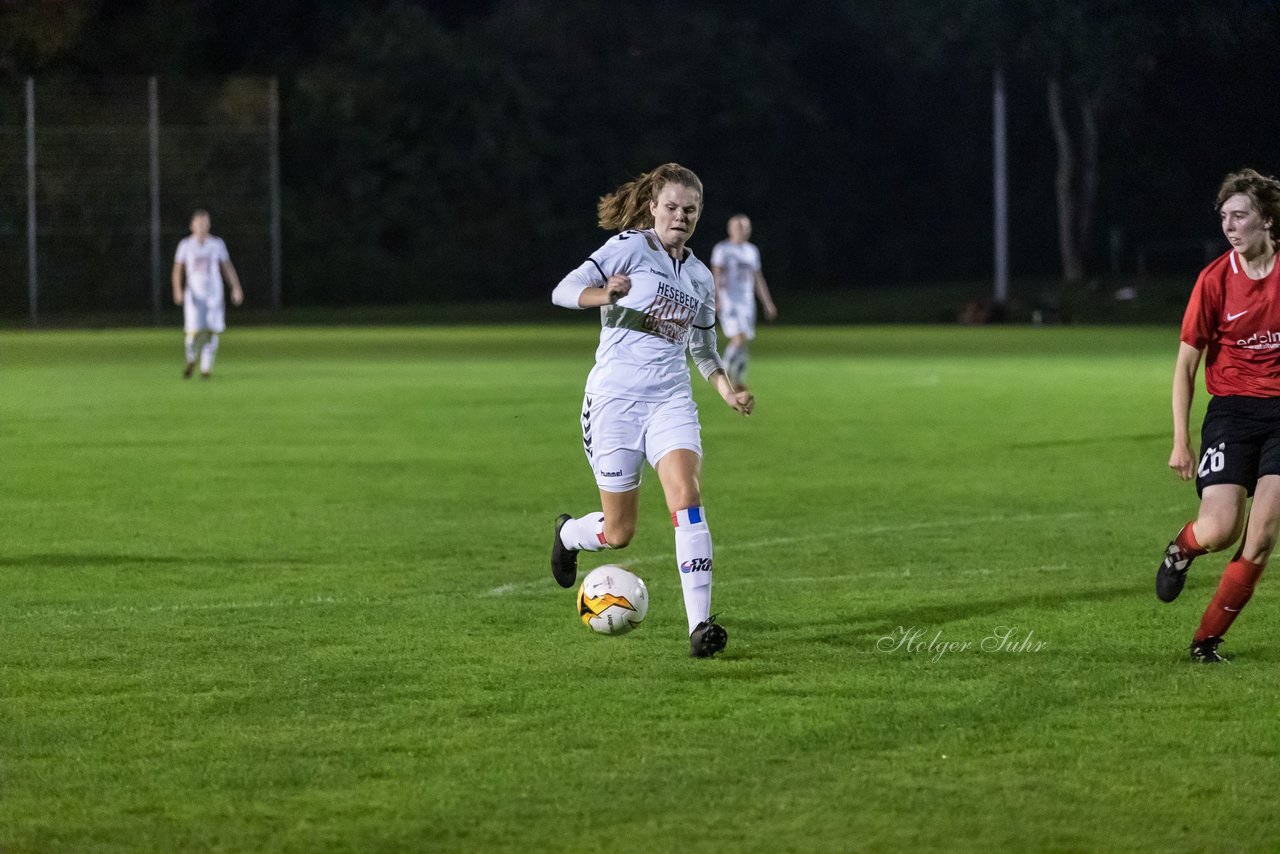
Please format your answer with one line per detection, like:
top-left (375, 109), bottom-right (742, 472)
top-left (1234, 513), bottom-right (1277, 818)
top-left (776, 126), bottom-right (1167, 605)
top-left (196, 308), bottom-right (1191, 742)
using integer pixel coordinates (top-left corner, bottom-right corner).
top-left (1175, 521), bottom-right (1207, 556)
top-left (1194, 558), bottom-right (1265, 641)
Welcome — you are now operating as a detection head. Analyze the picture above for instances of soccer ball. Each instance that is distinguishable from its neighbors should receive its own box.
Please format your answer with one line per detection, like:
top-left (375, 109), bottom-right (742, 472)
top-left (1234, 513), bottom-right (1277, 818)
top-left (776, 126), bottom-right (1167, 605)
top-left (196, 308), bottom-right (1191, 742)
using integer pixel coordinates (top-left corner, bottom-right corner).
top-left (577, 565), bottom-right (649, 635)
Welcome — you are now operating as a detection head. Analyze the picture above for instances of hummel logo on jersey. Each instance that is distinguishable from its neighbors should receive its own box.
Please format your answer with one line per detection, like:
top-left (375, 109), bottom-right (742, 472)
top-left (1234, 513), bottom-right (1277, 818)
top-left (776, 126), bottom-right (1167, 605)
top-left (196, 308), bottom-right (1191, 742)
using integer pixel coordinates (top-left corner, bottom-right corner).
top-left (1227, 310), bottom-right (1249, 321)
top-left (647, 267), bottom-right (671, 280)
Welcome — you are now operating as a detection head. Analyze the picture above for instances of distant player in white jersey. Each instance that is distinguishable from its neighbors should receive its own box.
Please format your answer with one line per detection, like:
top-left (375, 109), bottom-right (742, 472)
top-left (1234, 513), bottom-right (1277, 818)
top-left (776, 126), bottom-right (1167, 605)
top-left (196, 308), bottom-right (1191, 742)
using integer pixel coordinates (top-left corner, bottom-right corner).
top-left (550, 163), bottom-right (754, 658)
top-left (172, 210), bottom-right (243, 379)
top-left (710, 214), bottom-right (777, 389)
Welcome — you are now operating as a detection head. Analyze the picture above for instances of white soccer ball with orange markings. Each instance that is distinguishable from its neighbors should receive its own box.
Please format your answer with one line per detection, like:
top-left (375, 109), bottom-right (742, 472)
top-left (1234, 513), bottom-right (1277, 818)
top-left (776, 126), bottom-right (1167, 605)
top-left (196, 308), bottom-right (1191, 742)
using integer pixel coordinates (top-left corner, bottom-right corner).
top-left (576, 565), bottom-right (649, 635)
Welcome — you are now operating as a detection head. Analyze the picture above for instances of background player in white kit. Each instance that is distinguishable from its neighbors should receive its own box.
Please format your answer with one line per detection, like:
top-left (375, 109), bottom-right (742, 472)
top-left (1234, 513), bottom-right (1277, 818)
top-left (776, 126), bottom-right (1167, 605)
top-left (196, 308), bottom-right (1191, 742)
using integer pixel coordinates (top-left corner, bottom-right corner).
top-left (710, 214), bottom-right (777, 389)
top-left (549, 163), bottom-right (754, 658)
top-left (172, 209), bottom-right (244, 379)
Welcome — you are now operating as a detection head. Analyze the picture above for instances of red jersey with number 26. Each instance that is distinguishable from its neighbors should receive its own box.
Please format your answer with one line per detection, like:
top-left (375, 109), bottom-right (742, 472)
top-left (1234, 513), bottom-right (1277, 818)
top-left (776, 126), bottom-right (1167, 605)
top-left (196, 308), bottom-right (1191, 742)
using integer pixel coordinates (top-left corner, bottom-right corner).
top-left (1181, 249), bottom-right (1280, 398)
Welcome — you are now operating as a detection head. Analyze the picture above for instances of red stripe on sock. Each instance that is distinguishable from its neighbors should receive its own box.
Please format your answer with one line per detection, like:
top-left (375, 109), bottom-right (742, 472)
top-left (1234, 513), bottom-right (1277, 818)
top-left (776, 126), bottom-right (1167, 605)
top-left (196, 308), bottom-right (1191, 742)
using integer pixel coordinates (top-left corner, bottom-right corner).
top-left (1195, 558), bottom-right (1265, 641)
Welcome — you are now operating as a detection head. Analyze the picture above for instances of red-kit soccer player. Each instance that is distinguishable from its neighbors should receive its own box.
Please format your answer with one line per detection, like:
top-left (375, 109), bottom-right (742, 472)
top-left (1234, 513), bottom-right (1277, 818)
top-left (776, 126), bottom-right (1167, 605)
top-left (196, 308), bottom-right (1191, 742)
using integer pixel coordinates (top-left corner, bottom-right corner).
top-left (1156, 168), bottom-right (1280, 663)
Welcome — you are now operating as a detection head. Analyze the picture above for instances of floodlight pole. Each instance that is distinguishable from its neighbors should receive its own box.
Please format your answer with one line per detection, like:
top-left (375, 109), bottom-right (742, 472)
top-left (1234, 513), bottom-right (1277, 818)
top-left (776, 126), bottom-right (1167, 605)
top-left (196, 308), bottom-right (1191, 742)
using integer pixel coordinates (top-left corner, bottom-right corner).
top-left (26, 77), bottom-right (37, 326)
top-left (268, 76), bottom-right (282, 310)
top-left (993, 66), bottom-right (1009, 306)
top-left (149, 76), bottom-right (162, 324)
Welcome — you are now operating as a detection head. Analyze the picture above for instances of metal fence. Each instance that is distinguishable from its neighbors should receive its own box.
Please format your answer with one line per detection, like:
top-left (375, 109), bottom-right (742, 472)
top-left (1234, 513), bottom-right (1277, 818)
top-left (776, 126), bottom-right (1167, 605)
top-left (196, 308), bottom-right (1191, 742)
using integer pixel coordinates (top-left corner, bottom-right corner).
top-left (0, 76), bottom-right (280, 323)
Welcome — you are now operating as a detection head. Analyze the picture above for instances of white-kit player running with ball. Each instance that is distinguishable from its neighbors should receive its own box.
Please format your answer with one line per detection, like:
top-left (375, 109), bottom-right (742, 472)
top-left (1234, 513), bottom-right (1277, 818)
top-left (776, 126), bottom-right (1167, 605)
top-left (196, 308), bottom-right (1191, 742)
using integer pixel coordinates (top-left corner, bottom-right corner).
top-left (172, 209), bottom-right (244, 379)
top-left (550, 162), bottom-right (755, 658)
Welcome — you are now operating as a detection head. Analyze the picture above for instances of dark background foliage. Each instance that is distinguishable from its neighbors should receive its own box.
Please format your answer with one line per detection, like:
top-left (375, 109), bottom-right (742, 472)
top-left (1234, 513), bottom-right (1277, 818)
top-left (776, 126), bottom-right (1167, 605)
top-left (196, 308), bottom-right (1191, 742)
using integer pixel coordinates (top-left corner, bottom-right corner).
top-left (2, 0), bottom-right (1278, 307)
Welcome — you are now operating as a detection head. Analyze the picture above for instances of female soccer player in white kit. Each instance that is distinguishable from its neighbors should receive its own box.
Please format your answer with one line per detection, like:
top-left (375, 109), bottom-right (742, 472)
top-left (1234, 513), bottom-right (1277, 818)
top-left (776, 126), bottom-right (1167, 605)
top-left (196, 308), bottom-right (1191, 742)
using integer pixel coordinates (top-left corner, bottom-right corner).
top-left (710, 214), bottom-right (777, 389)
top-left (172, 210), bottom-right (243, 379)
top-left (549, 163), bottom-right (754, 658)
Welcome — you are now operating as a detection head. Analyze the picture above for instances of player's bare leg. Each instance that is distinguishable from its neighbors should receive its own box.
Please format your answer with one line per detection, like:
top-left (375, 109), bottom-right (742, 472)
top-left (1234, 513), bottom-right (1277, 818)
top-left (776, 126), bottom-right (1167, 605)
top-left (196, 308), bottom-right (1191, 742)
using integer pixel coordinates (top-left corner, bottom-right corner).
top-left (552, 489), bottom-right (637, 588)
top-left (1157, 484), bottom-right (1246, 602)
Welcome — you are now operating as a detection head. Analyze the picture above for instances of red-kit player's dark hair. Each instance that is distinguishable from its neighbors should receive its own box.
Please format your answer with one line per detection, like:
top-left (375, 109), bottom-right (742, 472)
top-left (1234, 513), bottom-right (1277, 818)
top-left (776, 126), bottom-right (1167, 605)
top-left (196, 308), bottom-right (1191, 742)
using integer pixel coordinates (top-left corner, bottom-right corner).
top-left (1216, 168), bottom-right (1280, 242)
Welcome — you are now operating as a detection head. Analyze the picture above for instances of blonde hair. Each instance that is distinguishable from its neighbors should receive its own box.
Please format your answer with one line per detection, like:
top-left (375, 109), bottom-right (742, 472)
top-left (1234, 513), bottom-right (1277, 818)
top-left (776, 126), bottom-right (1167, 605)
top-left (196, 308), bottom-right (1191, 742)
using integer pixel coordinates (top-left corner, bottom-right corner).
top-left (1216, 168), bottom-right (1280, 241)
top-left (597, 163), bottom-right (703, 231)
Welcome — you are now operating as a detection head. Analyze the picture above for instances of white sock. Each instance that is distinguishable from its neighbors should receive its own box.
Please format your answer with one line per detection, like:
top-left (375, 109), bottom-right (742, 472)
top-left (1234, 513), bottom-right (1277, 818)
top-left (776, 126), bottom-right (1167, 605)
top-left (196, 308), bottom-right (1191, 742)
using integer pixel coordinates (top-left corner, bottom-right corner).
top-left (199, 333), bottom-right (219, 374)
top-left (724, 341), bottom-right (742, 383)
top-left (673, 506), bottom-right (713, 633)
top-left (560, 512), bottom-right (612, 552)
top-left (184, 334), bottom-right (198, 364)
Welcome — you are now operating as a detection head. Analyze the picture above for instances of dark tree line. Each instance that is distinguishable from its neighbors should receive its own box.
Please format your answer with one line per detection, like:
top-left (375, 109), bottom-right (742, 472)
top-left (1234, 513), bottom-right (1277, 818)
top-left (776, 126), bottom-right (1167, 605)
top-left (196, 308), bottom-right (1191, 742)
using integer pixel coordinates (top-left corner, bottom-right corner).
top-left (3, 0), bottom-right (1279, 307)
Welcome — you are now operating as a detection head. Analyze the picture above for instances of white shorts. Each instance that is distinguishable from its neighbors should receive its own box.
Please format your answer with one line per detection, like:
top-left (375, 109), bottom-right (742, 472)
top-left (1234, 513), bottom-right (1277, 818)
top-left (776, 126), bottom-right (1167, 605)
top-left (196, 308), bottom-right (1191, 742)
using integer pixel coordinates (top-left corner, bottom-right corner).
top-left (184, 296), bottom-right (225, 333)
top-left (581, 393), bottom-right (703, 492)
top-left (719, 298), bottom-right (756, 340)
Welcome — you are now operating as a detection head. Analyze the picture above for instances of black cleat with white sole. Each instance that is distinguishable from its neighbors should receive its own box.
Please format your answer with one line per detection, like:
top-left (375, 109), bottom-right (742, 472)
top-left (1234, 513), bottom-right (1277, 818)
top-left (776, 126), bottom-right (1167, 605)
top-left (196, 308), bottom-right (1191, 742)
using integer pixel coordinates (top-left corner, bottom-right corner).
top-left (551, 513), bottom-right (579, 589)
top-left (690, 614), bottom-right (728, 658)
top-left (1190, 636), bottom-right (1229, 664)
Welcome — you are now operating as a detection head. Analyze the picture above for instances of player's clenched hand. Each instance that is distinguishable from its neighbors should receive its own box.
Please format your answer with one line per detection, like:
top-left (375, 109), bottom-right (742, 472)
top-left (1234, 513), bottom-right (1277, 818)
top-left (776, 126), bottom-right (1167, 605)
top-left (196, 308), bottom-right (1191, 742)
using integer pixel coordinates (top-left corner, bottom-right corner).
top-left (1169, 441), bottom-right (1195, 481)
top-left (604, 274), bottom-right (631, 303)
top-left (725, 389), bottom-right (754, 416)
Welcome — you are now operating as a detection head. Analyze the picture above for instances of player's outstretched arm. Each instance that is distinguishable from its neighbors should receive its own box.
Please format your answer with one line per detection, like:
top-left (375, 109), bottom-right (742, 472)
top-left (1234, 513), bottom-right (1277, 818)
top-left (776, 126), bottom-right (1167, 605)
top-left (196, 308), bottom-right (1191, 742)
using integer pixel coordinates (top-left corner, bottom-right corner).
top-left (1169, 341), bottom-right (1203, 480)
top-left (171, 262), bottom-right (185, 305)
top-left (221, 260), bottom-right (244, 306)
top-left (756, 271), bottom-right (777, 321)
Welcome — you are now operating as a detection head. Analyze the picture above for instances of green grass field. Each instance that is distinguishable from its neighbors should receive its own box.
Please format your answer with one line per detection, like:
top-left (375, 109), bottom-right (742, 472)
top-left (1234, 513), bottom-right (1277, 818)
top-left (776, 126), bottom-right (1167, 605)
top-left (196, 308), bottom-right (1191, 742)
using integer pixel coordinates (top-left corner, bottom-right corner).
top-left (3, 324), bottom-right (1278, 852)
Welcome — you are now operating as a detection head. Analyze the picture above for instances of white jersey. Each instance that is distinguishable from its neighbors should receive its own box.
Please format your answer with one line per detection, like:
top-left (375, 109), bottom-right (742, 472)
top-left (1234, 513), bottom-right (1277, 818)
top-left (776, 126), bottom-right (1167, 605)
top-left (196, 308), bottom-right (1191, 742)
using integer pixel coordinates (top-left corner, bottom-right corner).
top-left (175, 235), bottom-right (230, 303)
top-left (710, 239), bottom-right (761, 308)
top-left (553, 229), bottom-right (718, 402)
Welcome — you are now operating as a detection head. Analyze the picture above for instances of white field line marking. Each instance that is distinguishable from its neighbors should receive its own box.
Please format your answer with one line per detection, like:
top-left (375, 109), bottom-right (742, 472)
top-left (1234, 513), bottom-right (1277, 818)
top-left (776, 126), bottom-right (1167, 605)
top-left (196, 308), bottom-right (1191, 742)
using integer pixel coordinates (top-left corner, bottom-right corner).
top-left (487, 507), bottom-right (1178, 598)
top-left (9, 595), bottom-right (388, 621)
top-left (497, 562), bottom-right (1074, 599)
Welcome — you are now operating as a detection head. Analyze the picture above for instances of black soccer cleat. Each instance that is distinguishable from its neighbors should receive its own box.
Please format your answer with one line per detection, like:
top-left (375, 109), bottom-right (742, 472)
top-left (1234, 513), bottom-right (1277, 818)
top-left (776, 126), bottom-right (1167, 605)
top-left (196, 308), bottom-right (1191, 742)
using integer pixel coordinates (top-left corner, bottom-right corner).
top-left (690, 614), bottom-right (728, 658)
top-left (1156, 542), bottom-right (1196, 603)
top-left (183, 361), bottom-right (196, 379)
top-left (1189, 636), bottom-right (1229, 664)
top-left (551, 513), bottom-right (579, 589)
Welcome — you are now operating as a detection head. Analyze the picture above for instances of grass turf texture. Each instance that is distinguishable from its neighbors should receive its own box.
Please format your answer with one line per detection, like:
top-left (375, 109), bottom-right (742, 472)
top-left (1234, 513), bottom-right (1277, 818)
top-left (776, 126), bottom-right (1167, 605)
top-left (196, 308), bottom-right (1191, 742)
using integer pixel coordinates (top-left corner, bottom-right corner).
top-left (3, 324), bottom-right (1277, 852)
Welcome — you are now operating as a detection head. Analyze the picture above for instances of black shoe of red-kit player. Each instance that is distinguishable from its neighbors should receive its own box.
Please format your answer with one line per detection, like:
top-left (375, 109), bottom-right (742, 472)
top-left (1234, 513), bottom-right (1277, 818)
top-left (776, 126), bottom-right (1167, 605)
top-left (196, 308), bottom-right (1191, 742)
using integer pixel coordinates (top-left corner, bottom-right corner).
top-left (1156, 542), bottom-right (1196, 603)
top-left (1189, 636), bottom-right (1229, 664)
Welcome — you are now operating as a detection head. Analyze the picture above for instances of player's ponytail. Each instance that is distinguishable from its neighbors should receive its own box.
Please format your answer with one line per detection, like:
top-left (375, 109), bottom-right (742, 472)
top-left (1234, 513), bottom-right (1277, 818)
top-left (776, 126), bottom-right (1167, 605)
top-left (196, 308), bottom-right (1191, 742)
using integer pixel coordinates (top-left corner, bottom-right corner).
top-left (597, 163), bottom-right (703, 231)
